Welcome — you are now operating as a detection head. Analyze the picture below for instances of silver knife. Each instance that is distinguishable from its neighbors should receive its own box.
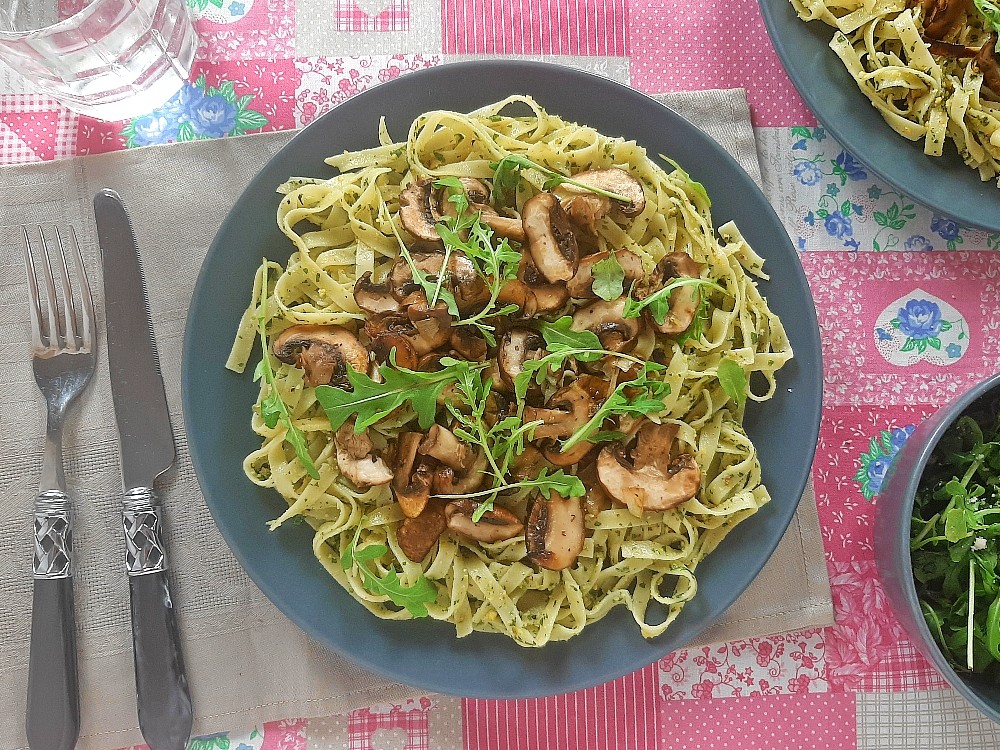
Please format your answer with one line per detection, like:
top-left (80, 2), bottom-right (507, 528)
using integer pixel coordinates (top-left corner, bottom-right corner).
top-left (94, 188), bottom-right (193, 750)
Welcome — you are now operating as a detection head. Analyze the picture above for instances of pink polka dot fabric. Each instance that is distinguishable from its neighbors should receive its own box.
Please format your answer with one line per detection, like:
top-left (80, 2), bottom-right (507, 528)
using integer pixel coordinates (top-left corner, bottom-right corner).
top-left (659, 692), bottom-right (857, 749)
top-left (628, 0), bottom-right (817, 127)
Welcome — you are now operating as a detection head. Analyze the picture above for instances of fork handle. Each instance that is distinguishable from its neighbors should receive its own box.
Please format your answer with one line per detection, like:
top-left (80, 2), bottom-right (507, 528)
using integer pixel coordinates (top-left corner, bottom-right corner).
top-left (27, 492), bottom-right (80, 750)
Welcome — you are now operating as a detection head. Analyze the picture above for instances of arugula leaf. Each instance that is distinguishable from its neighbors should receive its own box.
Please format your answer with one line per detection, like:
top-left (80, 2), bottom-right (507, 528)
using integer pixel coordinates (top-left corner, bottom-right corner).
top-left (717, 358), bottom-right (748, 408)
top-left (592, 252), bottom-right (626, 301)
top-left (490, 154), bottom-right (633, 204)
top-left (658, 154), bottom-right (711, 207)
top-left (974, 0), bottom-right (1000, 51)
top-left (437, 467), bottom-right (586, 501)
top-left (315, 357), bottom-right (480, 432)
top-left (254, 262), bottom-right (320, 480)
top-left (340, 517), bottom-right (437, 617)
top-left (538, 317), bottom-right (603, 358)
top-left (623, 277), bottom-right (726, 326)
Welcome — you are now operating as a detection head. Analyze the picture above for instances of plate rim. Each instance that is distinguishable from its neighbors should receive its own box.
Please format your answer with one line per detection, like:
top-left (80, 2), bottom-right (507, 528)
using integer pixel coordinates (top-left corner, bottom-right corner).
top-left (181, 59), bottom-right (824, 698)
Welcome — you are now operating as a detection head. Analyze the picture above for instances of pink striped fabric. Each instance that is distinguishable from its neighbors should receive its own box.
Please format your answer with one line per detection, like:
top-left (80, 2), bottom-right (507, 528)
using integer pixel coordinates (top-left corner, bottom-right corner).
top-left (462, 664), bottom-right (658, 750)
top-left (441, 0), bottom-right (627, 56)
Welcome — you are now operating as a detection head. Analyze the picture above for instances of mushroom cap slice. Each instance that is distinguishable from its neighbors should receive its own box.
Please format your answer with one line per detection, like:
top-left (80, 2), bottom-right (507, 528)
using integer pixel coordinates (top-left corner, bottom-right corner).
top-left (596, 422), bottom-right (701, 515)
top-left (397, 500), bottom-right (448, 562)
top-left (392, 432), bottom-right (431, 518)
top-left (525, 495), bottom-right (585, 571)
top-left (334, 422), bottom-right (393, 488)
top-left (406, 300), bottom-right (452, 355)
top-left (399, 179), bottom-right (444, 243)
top-left (522, 192), bottom-right (580, 283)
top-left (523, 379), bottom-right (600, 441)
top-left (445, 499), bottom-right (524, 543)
top-left (272, 324), bottom-right (368, 388)
top-left (354, 272), bottom-right (402, 315)
top-left (370, 331), bottom-right (420, 370)
top-left (496, 327), bottom-right (546, 389)
top-left (566, 249), bottom-right (645, 299)
top-left (556, 168), bottom-right (647, 218)
top-left (541, 439), bottom-right (595, 467)
top-left (571, 297), bottom-right (642, 352)
top-left (419, 424), bottom-right (476, 472)
top-left (432, 450), bottom-right (488, 495)
top-left (645, 252), bottom-right (702, 336)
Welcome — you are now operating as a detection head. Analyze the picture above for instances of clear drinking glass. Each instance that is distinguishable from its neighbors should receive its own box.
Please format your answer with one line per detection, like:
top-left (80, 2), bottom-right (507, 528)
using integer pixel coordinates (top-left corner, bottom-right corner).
top-left (0, 0), bottom-right (198, 121)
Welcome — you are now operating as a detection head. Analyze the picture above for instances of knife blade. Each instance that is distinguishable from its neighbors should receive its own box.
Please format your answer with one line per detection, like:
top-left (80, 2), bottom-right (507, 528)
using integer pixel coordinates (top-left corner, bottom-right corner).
top-left (95, 188), bottom-right (193, 750)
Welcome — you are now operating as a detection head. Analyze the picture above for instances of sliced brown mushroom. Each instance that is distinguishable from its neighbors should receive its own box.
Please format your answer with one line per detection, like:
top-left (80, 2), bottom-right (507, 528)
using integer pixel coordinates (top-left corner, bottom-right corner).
top-left (445, 499), bottom-right (524, 543)
top-left (392, 432), bottom-right (432, 517)
top-left (399, 179), bottom-right (444, 243)
top-left (387, 252), bottom-right (490, 314)
top-left (566, 249), bottom-right (645, 299)
top-left (541, 439), bottom-right (595, 467)
top-left (522, 192), bottom-right (580, 283)
top-left (406, 300), bottom-right (452, 354)
top-left (918, 0), bottom-right (971, 40)
top-left (571, 297), bottom-right (642, 352)
top-left (496, 327), bottom-right (546, 389)
top-left (272, 324), bottom-right (368, 387)
top-left (497, 255), bottom-right (570, 317)
top-left (523, 379), bottom-right (599, 440)
top-left (354, 272), bottom-right (402, 315)
top-left (397, 500), bottom-right (447, 562)
top-left (509, 444), bottom-right (553, 482)
top-left (554, 168), bottom-right (646, 232)
top-left (436, 177), bottom-right (526, 241)
top-left (334, 422), bottom-right (393, 488)
top-left (419, 424), bottom-right (476, 472)
top-left (596, 422), bottom-right (701, 515)
top-left (977, 34), bottom-right (1000, 94)
top-left (577, 456), bottom-right (613, 517)
top-left (643, 252), bottom-right (703, 336)
top-left (450, 327), bottom-right (489, 361)
top-left (525, 495), bottom-right (585, 571)
top-left (370, 330), bottom-right (420, 370)
top-left (432, 450), bottom-right (488, 495)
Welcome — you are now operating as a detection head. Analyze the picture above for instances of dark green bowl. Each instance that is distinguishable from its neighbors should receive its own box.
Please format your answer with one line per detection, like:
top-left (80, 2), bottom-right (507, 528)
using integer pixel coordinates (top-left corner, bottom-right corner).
top-left (876, 372), bottom-right (1000, 722)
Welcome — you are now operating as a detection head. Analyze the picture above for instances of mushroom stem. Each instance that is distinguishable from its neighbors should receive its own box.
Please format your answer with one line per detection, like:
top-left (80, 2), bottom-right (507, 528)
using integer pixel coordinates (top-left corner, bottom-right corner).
top-left (419, 424), bottom-right (476, 471)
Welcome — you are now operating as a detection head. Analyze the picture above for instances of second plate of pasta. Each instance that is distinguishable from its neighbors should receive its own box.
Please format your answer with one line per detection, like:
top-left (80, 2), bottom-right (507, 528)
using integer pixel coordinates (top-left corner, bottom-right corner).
top-left (758, 0), bottom-right (1000, 232)
top-left (183, 61), bottom-right (822, 697)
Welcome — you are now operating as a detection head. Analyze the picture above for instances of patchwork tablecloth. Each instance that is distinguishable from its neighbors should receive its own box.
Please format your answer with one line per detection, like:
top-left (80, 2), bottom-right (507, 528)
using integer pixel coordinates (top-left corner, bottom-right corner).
top-left (3, 0), bottom-right (1000, 747)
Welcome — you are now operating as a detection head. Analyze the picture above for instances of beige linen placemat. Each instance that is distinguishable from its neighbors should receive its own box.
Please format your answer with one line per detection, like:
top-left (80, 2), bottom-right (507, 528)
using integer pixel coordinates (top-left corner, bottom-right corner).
top-left (0, 87), bottom-right (832, 750)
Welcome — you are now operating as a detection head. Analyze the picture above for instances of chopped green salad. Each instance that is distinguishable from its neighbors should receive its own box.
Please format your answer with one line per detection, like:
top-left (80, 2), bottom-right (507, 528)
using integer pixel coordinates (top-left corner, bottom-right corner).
top-left (911, 401), bottom-right (1000, 674)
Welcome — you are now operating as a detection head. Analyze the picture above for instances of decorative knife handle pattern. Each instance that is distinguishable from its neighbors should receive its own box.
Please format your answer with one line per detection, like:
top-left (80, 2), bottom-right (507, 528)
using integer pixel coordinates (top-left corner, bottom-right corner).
top-left (34, 490), bottom-right (72, 579)
top-left (122, 487), bottom-right (167, 576)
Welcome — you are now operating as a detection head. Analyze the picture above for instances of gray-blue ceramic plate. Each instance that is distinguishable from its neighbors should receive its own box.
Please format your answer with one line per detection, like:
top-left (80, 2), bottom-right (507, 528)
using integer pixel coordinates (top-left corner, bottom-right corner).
top-left (182, 61), bottom-right (823, 698)
top-left (757, 0), bottom-right (1000, 233)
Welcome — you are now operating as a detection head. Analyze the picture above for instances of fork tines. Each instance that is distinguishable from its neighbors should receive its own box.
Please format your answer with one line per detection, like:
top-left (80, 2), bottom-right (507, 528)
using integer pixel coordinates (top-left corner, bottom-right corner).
top-left (22, 226), bottom-right (94, 356)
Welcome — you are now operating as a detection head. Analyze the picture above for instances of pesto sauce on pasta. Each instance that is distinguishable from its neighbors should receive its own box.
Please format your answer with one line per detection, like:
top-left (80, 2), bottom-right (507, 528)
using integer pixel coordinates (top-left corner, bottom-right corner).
top-left (226, 96), bottom-right (792, 646)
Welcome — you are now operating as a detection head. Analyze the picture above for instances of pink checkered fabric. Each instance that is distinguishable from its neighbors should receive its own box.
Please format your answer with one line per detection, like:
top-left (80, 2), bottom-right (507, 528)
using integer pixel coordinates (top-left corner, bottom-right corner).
top-left (335, 0), bottom-right (410, 32)
top-left (347, 706), bottom-right (429, 750)
top-left (859, 638), bottom-right (949, 693)
top-left (0, 94), bottom-right (76, 165)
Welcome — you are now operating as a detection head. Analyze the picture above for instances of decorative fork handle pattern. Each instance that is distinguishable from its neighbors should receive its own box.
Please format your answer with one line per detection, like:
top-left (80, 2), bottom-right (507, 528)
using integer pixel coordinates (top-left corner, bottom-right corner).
top-left (122, 487), bottom-right (167, 575)
top-left (33, 490), bottom-right (72, 579)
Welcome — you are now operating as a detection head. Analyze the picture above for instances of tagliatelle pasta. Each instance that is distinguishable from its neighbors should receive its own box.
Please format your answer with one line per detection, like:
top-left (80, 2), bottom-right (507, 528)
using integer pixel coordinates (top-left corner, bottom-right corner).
top-left (226, 96), bottom-right (792, 647)
top-left (790, 0), bottom-right (1000, 184)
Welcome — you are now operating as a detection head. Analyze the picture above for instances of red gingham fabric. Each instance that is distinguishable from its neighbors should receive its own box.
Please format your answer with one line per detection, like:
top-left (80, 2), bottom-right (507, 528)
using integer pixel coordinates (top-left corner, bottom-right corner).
top-left (347, 706), bottom-right (429, 750)
top-left (858, 639), bottom-right (949, 693)
top-left (335, 0), bottom-right (411, 32)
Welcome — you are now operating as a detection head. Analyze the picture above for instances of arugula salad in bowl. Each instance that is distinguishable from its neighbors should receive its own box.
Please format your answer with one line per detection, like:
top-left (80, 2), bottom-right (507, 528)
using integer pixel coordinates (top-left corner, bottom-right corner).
top-left (225, 95), bottom-right (793, 647)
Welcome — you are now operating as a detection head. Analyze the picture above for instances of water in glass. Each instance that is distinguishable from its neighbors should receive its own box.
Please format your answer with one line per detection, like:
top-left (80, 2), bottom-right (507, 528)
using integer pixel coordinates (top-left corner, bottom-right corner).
top-left (0, 0), bottom-right (198, 120)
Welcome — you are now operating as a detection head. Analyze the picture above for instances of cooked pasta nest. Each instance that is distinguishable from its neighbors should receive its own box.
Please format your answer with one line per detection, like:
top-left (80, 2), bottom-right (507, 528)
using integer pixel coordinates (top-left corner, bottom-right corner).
top-left (227, 96), bottom-right (792, 646)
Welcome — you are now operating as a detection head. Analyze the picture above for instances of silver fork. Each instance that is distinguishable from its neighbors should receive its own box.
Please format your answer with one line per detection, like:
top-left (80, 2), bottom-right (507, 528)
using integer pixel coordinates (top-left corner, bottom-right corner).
top-left (23, 225), bottom-right (96, 750)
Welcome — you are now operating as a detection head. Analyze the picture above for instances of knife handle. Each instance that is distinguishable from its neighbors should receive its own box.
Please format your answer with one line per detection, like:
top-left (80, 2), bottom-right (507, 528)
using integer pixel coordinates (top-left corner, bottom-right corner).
top-left (123, 489), bottom-right (193, 750)
top-left (27, 492), bottom-right (80, 750)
